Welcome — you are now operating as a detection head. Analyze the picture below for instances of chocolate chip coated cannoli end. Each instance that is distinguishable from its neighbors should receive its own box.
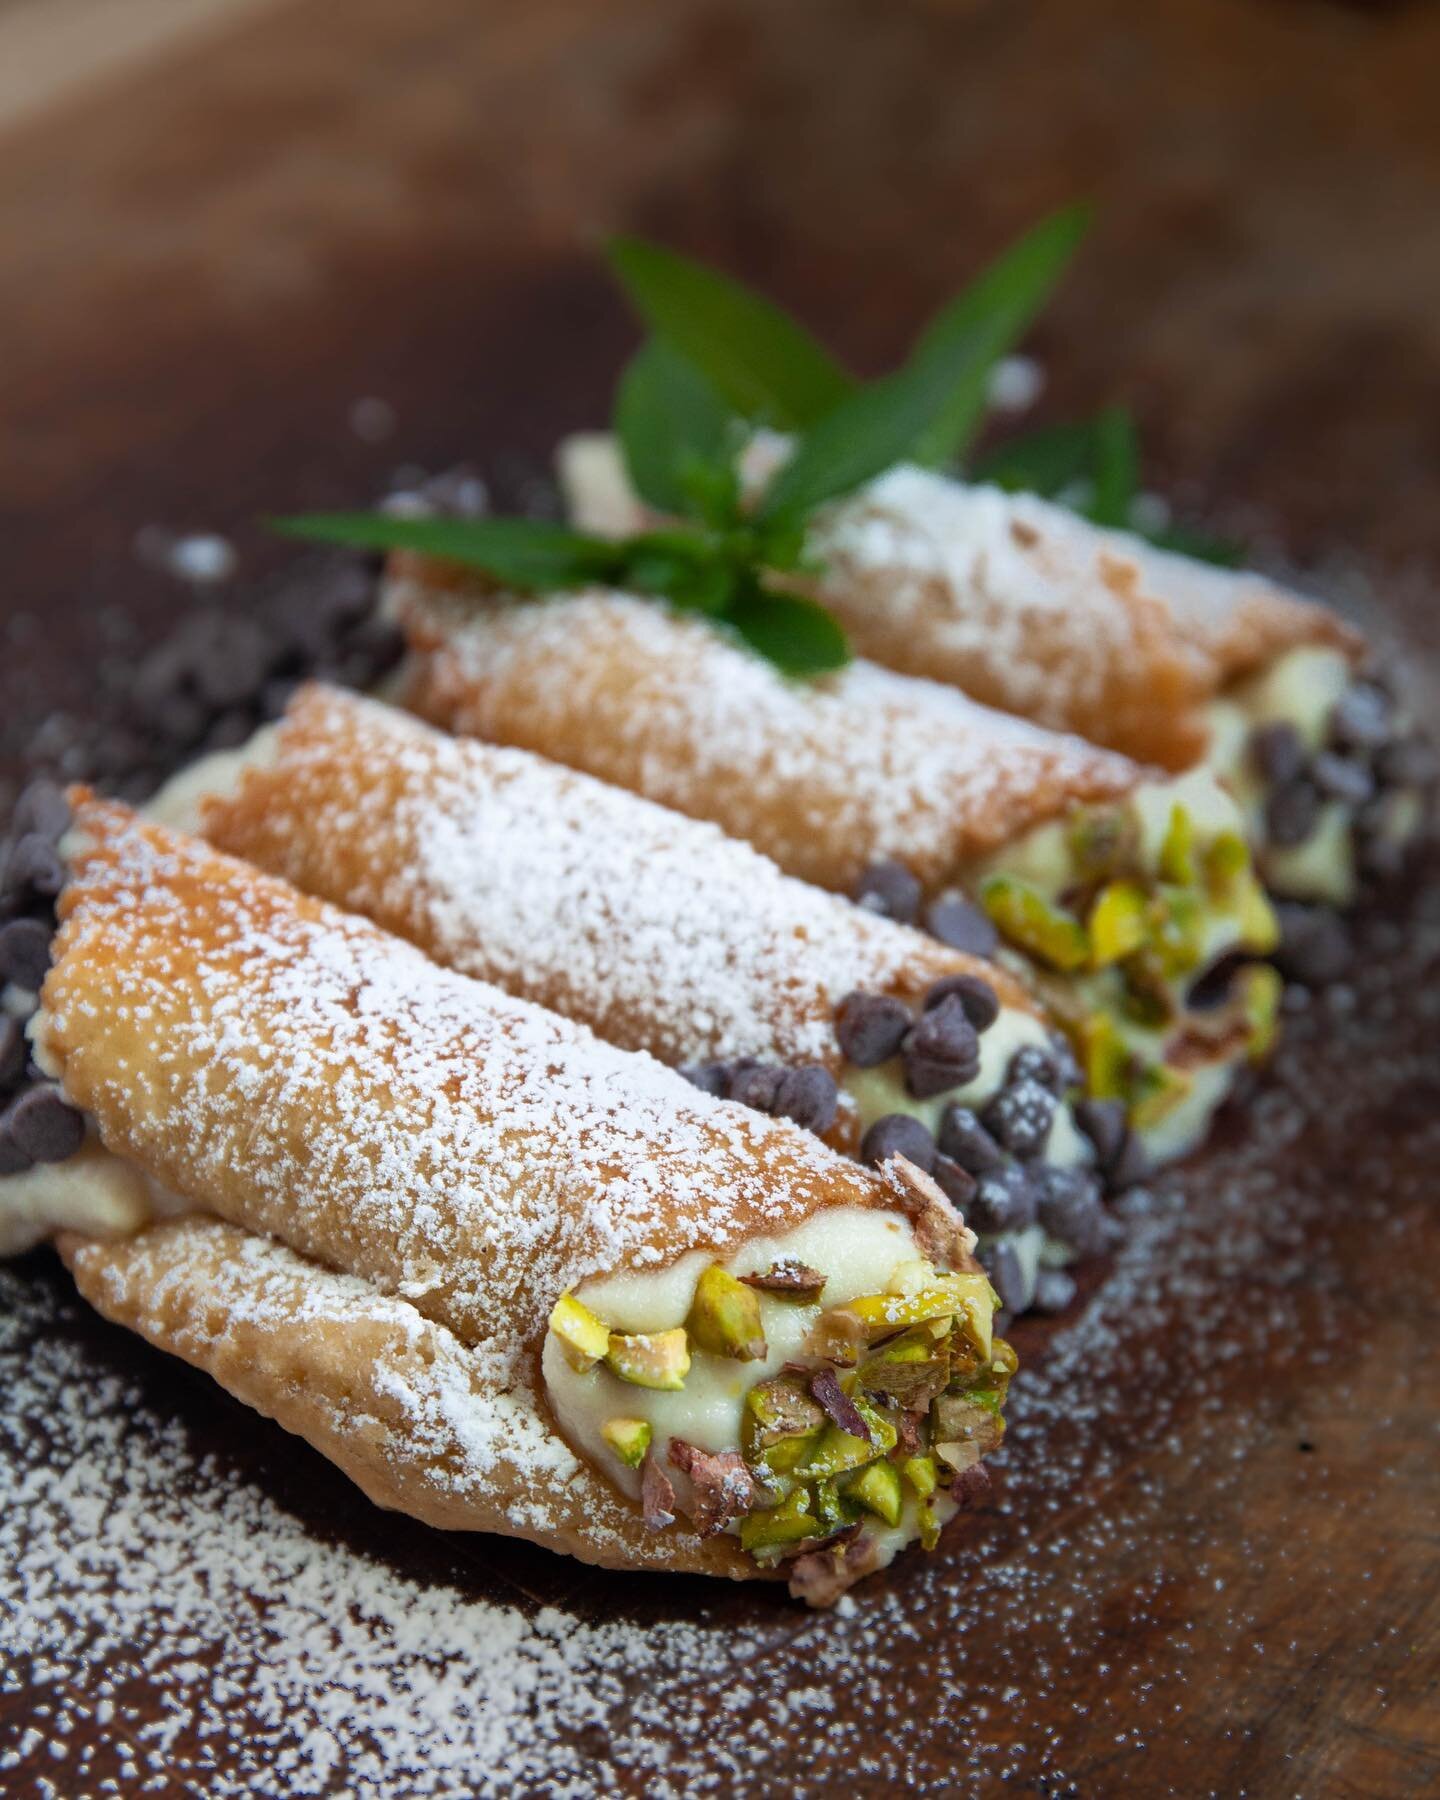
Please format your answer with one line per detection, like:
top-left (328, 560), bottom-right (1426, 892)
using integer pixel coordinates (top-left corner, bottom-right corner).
top-left (37, 797), bottom-right (1014, 1599)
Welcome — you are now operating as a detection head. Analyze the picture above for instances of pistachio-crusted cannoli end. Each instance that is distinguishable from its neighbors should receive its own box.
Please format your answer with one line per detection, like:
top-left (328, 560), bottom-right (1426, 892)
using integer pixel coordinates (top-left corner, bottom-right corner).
top-left (541, 1204), bottom-right (1011, 1605)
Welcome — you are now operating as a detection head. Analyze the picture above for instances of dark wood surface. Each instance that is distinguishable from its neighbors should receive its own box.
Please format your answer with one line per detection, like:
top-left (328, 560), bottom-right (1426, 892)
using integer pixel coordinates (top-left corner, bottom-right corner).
top-left (1, 1), bottom-right (1438, 1794)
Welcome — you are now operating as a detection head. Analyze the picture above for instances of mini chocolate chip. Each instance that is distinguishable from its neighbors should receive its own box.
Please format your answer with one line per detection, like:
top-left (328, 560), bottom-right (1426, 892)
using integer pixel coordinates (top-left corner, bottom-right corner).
top-left (922, 974), bottom-right (1000, 1032)
top-left (155, 691), bottom-right (210, 748)
top-left (12, 779), bottom-right (69, 843)
top-left (727, 1063), bottom-right (783, 1113)
top-left (6, 1084), bottom-right (85, 1164)
top-left (982, 1077), bottom-right (1057, 1159)
top-left (1075, 1097), bottom-right (1129, 1175)
top-left (1247, 721), bottom-right (1306, 787)
top-left (978, 1237), bottom-right (1031, 1316)
top-left (1049, 1032), bottom-right (1084, 1093)
top-left (967, 1165), bottom-right (1038, 1235)
top-left (834, 991), bottom-right (912, 1067)
top-left (931, 1152), bottom-right (977, 1209)
top-left (0, 1123), bottom-right (31, 1176)
top-left (1036, 1168), bottom-right (1112, 1257)
top-left (860, 1113), bottom-right (936, 1174)
top-left (923, 895), bottom-right (999, 958)
top-left (1329, 682), bottom-right (1392, 753)
top-left (772, 1066), bottom-right (839, 1135)
top-left (679, 1061), bottom-right (729, 1097)
top-left (902, 995), bottom-right (981, 1100)
top-left (205, 708), bottom-right (260, 752)
top-left (0, 1017), bottom-right (25, 1093)
top-left (1111, 1131), bottom-right (1154, 1191)
top-left (852, 859), bottom-right (922, 925)
top-left (1265, 777), bottom-right (1322, 850)
top-left (341, 614), bottom-right (406, 680)
top-left (191, 616), bottom-right (281, 709)
top-left (1311, 752), bottom-right (1375, 808)
top-left (937, 1105), bottom-right (1007, 1175)
top-left (1273, 902), bottom-right (1352, 987)
top-left (1007, 1044), bottom-right (1061, 1094)
top-left (0, 918), bottom-right (51, 991)
top-left (5, 834), bottom-right (65, 898)
top-left (1374, 735), bottom-right (1437, 790)
top-left (1032, 1268), bottom-right (1078, 1314)
top-left (1356, 827), bottom-right (1406, 884)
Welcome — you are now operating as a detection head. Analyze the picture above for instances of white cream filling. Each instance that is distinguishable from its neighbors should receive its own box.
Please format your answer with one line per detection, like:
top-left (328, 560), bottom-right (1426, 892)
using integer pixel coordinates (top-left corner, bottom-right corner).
top-left (0, 1142), bottom-right (159, 1258)
top-left (146, 727), bottom-right (281, 834)
top-left (543, 1207), bottom-right (964, 1566)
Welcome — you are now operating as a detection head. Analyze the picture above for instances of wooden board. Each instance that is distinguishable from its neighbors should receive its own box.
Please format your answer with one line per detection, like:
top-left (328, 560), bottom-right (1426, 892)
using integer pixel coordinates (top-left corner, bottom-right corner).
top-left (2, 1), bottom-right (1438, 1793)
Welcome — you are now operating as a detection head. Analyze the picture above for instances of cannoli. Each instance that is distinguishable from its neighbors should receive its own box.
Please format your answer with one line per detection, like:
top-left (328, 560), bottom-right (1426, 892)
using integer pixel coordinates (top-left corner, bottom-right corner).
top-left (148, 681), bottom-right (1119, 1316)
top-left (392, 573), bottom-right (1281, 1160)
top-left (562, 437), bottom-right (1434, 916)
top-left (31, 796), bottom-right (1014, 1600)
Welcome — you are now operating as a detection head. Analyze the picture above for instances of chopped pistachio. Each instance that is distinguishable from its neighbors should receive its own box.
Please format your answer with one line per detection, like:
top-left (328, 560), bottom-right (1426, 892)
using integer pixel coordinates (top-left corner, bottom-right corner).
top-left (821, 1277), bottom-right (987, 1353)
top-left (1088, 879), bottom-right (1149, 967)
top-left (961, 1384), bottom-right (1006, 1422)
top-left (738, 1259), bottom-right (826, 1303)
top-left (858, 1327), bottom-right (952, 1409)
top-left (933, 1391), bottom-right (1004, 1454)
top-left (738, 1487), bottom-right (820, 1553)
top-left (547, 1291), bottom-right (611, 1372)
top-left (687, 1264), bottom-right (767, 1362)
top-left (885, 1257), bottom-right (938, 1298)
top-left (811, 1477), bottom-right (850, 1533)
top-left (600, 1417), bottom-right (652, 1468)
top-left (1158, 803), bottom-right (1197, 886)
top-left (1240, 962), bottom-right (1284, 1062)
top-left (847, 1459), bottom-right (903, 1527)
top-left (760, 1431), bottom-right (823, 1476)
top-left (902, 1454), bottom-right (939, 1501)
top-left (1203, 827), bottom-right (1251, 896)
top-left (917, 1495), bottom-right (942, 1552)
top-left (797, 1396), bottom-right (898, 1480)
top-left (1077, 1010), bottom-right (1131, 1100)
top-left (1148, 886), bottom-right (1206, 978)
top-left (990, 1338), bottom-right (1019, 1379)
top-left (1237, 875), bottom-right (1281, 954)
top-left (980, 875), bottom-right (1090, 972)
top-left (1068, 805), bottom-right (1138, 883)
top-left (746, 1375), bottom-right (825, 1447)
top-left (1128, 1061), bottom-right (1194, 1131)
top-left (605, 1326), bottom-right (691, 1391)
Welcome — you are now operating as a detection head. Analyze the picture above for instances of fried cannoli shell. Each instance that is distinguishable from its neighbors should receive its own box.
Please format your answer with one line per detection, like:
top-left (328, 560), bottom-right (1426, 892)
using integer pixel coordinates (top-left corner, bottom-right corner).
top-left (40, 798), bottom-right (890, 1368)
top-left (191, 684), bottom-right (1035, 1086)
top-left (60, 1216), bottom-right (748, 1577)
top-left (393, 571), bottom-right (1139, 900)
top-left (806, 472), bottom-right (1363, 771)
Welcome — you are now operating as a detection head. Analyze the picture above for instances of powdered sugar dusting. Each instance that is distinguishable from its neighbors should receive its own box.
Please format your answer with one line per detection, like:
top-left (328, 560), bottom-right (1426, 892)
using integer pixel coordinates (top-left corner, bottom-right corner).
top-left (206, 686), bottom-right (1000, 1071)
top-left (43, 804), bottom-right (878, 1381)
top-left (6, 844), bottom-right (1436, 1792)
top-left (399, 583), bottom-right (1138, 894)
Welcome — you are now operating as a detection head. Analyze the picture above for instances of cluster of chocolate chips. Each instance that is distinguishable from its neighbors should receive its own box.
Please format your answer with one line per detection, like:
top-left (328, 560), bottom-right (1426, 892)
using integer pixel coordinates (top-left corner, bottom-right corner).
top-left (1250, 669), bottom-right (1435, 884)
top-left (851, 859), bottom-right (1000, 958)
top-left (678, 1058), bottom-right (840, 1136)
top-left (28, 565), bottom-right (403, 805)
top-left (0, 781), bottom-right (86, 1175)
top-left (836, 974), bottom-right (1000, 1100)
top-left (857, 1035), bottom-right (1121, 1317)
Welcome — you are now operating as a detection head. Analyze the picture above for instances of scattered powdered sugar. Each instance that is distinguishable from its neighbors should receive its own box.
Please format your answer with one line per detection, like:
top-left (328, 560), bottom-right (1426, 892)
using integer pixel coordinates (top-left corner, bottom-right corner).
top-left (206, 686), bottom-right (979, 1071)
top-left (400, 585), bottom-right (1137, 894)
top-left (6, 846), bottom-right (1436, 1793)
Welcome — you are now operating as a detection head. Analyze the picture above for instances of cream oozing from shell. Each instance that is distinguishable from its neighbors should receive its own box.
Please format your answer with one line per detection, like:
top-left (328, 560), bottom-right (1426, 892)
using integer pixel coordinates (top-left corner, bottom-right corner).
top-left (542, 1207), bottom-right (961, 1566)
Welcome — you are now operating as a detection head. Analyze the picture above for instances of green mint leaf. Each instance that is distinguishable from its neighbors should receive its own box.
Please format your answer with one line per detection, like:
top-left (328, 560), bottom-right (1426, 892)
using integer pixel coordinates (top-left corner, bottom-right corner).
top-left (607, 237), bottom-right (854, 429)
top-left (755, 355), bottom-right (975, 528)
top-left (269, 513), bottom-right (626, 591)
top-left (725, 580), bottom-right (851, 676)
top-left (614, 339), bottom-right (737, 523)
top-left (618, 530), bottom-right (736, 614)
top-left (1088, 406), bottom-right (1139, 528)
top-left (1142, 523), bottom-right (1242, 568)
top-left (907, 203), bottom-right (1091, 468)
top-left (971, 416), bottom-right (1111, 498)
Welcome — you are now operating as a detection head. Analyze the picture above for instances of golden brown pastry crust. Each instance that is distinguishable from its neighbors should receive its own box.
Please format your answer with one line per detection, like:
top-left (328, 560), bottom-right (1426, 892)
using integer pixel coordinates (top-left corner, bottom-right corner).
top-left (393, 571), bottom-right (1140, 898)
top-left (197, 684), bottom-right (1036, 1096)
top-left (61, 1217), bottom-right (755, 1577)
